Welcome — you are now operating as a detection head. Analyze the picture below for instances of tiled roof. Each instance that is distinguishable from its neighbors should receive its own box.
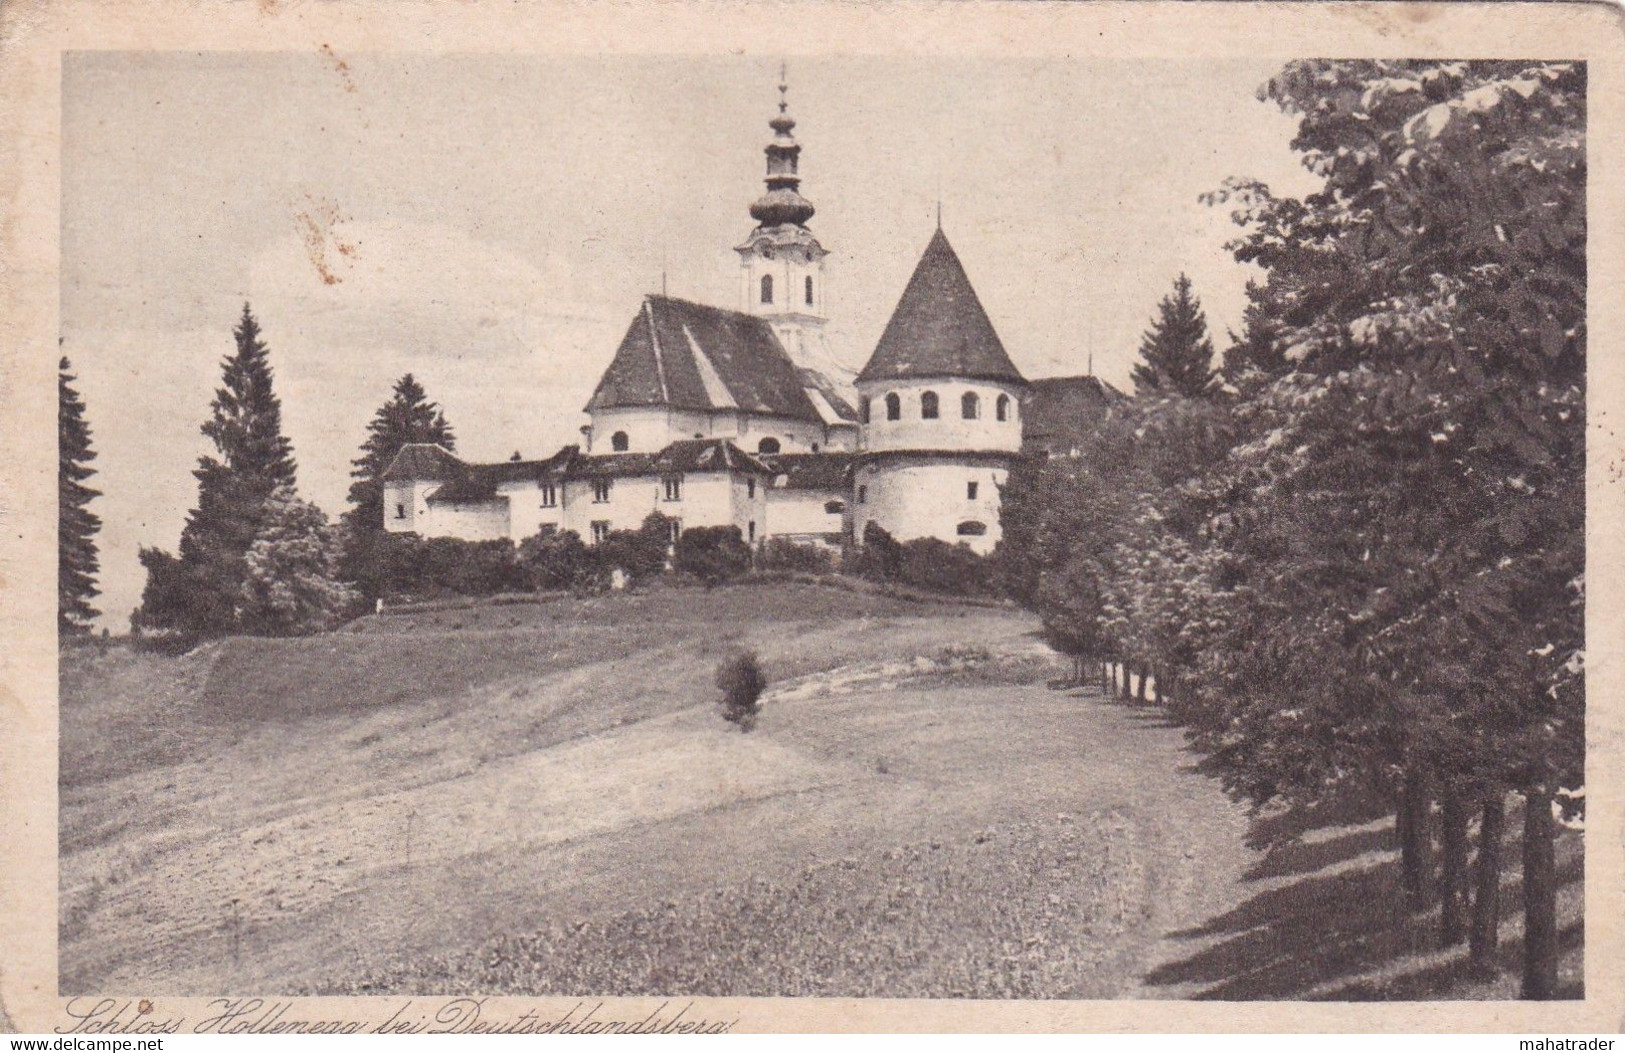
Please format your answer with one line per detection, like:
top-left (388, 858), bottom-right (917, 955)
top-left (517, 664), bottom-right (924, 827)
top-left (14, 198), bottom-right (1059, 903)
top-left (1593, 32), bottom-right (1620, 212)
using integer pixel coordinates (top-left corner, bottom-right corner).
top-left (1021, 375), bottom-right (1126, 453)
top-left (763, 452), bottom-right (853, 491)
top-left (381, 443), bottom-right (463, 482)
top-left (799, 368), bottom-right (859, 424)
top-left (425, 448), bottom-right (576, 505)
top-left (585, 296), bottom-right (827, 423)
top-left (857, 229), bottom-right (1026, 386)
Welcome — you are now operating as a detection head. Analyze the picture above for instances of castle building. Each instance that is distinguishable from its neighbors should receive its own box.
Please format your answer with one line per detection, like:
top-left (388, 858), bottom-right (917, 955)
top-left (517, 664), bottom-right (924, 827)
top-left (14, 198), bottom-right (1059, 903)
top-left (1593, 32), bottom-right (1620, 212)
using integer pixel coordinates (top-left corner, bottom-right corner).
top-left (382, 77), bottom-right (1105, 556)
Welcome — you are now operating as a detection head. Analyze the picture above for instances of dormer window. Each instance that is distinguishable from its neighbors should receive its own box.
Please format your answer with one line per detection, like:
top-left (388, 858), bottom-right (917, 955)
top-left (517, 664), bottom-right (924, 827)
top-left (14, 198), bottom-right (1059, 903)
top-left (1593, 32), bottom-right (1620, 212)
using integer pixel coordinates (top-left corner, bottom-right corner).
top-left (761, 274), bottom-right (774, 304)
top-left (996, 394), bottom-right (1010, 422)
top-left (921, 391), bottom-right (939, 420)
top-left (757, 437), bottom-right (781, 455)
top-left (962, 392), bottom-right (980, 419)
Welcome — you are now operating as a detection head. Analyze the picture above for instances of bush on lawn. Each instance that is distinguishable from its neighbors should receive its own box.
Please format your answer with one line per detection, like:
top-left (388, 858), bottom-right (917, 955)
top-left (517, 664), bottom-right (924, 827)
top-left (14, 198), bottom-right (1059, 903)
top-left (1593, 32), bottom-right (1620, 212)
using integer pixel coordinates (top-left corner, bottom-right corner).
top-left (517, 527), bottom-right (602, 592)
top-left (346, 530), bottom-right (524, 601)
top-left (847, 522), bottom-right (903, 582)
top-left (674, 525), bottom-right (752, 586)
top-left (716, 649), bottom-right (766, 732)
top-left (897, 537), bottom-right (996, 597)
top-left (758, 537), bottom-right (835, 574)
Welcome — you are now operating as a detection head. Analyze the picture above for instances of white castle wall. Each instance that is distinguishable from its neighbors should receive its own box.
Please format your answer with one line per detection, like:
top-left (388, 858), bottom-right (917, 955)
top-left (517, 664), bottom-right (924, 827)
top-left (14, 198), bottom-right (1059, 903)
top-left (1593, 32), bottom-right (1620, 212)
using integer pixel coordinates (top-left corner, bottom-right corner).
top-left (857, 377), bottom-right (1023, 454)
top-left (422, 497), bottom-right (512, 542)
top-left (765, 487), bottom-right (847, 545)
top-left (853, 454), bottom-right (1010, 555)
top-left (587, 406), bottom-right (851, 456)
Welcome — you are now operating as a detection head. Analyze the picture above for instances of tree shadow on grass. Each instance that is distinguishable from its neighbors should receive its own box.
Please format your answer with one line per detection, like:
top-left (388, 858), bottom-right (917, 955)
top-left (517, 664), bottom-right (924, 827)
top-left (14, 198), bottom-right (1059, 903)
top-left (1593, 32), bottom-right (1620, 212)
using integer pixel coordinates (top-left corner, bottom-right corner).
top-left (1143, 806), bottom-right (1585, 1001)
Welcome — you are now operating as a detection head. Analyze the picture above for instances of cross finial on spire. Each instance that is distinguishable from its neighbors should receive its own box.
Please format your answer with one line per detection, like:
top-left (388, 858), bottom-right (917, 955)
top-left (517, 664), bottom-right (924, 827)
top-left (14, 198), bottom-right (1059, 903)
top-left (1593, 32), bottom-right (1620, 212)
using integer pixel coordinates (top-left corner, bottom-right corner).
top-left (936, 199), bottom-right (942, 230)
top-left (778, 62), bottom-right (788, 113)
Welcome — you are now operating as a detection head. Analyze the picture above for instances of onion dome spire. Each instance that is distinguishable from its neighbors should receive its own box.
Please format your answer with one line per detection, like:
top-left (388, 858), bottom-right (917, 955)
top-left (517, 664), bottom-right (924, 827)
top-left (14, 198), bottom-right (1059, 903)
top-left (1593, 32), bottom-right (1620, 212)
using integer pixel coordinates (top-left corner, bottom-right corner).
top-left (749, 65), bottom-right (816, 229)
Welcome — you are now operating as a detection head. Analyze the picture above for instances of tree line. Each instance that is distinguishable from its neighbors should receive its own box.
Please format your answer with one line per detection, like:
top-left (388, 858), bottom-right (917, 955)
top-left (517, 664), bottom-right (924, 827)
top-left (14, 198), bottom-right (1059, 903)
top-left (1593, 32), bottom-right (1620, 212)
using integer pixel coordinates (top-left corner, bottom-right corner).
top-left (997, 60), bottom-right (1584, 1000)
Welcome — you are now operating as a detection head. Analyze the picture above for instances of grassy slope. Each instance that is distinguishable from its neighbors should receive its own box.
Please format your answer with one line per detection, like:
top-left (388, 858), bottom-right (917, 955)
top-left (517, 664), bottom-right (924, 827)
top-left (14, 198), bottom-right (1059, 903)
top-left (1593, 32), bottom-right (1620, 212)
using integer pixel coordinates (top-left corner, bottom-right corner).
top-left (60, 582), bottom-right (1582, 998)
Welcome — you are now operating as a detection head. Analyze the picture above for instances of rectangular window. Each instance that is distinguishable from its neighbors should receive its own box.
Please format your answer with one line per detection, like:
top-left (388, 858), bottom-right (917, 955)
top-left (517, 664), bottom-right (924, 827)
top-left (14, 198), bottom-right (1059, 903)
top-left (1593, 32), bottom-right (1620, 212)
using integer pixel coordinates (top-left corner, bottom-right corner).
top-left (748, 521), bottom-right (756, 543)
top-left (663, 474), bottom-right (683, 502)
top-left (747, 477), bottom-right (756, 499)
top-left (669, 519), bottom-right (682, 545)
top-left (591, 520), bottom-right (611, 543)
top-left (592, 479), bottom-right (612, 503)
top-left (395, 502), bottom-right (406, 519)
top-left (539, 483), bottom-right (557, 508)
top-left (858, 484), bottom-right (867, 504)
top-left (967, 481), bottom-right (979, 500)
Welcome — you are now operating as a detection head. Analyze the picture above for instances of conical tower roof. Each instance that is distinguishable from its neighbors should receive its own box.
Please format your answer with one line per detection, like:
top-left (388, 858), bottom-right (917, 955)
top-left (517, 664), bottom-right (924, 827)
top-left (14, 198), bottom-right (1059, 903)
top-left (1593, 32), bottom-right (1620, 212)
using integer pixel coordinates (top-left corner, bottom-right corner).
top-left (857, 228), bottom-right (1025, 386)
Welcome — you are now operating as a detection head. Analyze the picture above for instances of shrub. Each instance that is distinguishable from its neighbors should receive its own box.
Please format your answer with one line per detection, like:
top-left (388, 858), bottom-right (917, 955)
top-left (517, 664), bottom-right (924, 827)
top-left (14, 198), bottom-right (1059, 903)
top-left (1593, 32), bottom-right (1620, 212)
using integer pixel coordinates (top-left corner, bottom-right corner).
top-left (517, 527), bottom-right (602, 592)
top-left (596, 512), bottom-right (673, 583)
top-left (345, 531), bottom-right (524, 601)
top-left (897, 537), bottom-right (996, 597)
top-left (238, 487), bottom-right (359, 635)
top-left (758, 537), bottom-right (834, 574)
top-left (674, 525), bottom-right (751, 586)
top-left (716, 650), bottom-right (766, 732)
top-left (848, 522), bottom-right (903, 582)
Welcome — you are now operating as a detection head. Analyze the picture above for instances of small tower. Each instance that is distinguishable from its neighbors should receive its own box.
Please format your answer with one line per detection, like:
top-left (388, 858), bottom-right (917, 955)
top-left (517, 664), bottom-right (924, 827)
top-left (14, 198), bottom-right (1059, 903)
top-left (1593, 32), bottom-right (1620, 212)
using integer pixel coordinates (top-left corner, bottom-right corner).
top-left (852, 227), bottom-right (1027, 554)
top-left (734, 69), bottom-right (846, 384)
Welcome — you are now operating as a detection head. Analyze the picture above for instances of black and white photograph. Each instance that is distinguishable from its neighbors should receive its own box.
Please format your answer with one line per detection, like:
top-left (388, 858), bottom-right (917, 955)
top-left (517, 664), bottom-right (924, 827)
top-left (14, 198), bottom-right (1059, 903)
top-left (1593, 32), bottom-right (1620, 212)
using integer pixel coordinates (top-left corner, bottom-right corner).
top-left (3, 0), bottom-right (1619, 1036)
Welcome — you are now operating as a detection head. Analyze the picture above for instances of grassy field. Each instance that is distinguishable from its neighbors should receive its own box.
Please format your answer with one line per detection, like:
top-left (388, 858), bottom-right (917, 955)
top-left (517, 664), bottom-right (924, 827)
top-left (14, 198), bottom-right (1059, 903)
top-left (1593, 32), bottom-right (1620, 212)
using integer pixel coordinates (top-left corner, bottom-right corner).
top-left (60, 581), bottom-right (1581, 998)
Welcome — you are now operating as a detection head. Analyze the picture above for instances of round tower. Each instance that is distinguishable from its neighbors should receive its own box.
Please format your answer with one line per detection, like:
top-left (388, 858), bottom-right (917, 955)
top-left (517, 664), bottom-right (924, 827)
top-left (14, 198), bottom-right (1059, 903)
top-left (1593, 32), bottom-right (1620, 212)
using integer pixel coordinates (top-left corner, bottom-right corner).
top-left (853, 227), bottom-right (1027, 554)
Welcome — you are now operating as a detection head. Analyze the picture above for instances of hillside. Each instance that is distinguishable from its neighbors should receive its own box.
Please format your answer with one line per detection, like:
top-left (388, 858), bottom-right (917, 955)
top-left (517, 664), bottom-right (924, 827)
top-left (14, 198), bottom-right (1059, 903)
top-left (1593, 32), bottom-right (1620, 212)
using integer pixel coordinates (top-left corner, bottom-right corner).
top-left (60, 582), bottom-right (1580, 998)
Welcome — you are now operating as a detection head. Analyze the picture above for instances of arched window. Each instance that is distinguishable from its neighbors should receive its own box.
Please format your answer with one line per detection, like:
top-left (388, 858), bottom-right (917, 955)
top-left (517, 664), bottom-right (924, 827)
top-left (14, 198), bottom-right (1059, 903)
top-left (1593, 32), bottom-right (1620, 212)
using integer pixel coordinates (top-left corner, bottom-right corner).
top-left (757, 437), bottom-right (781, 455)
top-left (996, 394), bottom-right (1010, 422)
top-left (859, 396), bottom-right (871, 424)
top-left (962, 392), bottom-right (980, 419)
top-left (760, 274), bottom-right (774, 304)
top-left (885, 393), bottom-right (901, 421)
top-left (921, 391), bottom-right (939, 419)
top-left (805, 275), bottom-right (815, 305)
top-left (610, 431), bottom-right (629, 452)
top-left (957, 520), bottom-right (988, 537)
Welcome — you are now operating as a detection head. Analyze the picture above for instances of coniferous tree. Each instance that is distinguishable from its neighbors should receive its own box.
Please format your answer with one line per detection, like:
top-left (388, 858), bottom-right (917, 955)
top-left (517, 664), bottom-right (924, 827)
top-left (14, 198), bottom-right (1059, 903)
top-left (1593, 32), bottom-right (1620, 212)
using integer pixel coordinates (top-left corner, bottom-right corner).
top-left (1221, 280), bottom-right (1291, 386)
top-left (345, 373), bottom-right (455, 533)
top-left (136, 303), bottom-right (298, 636)
top-left (1131, 274), bottom-right (1219, 398)
top-left (58, 356), bottom-right (101, 635)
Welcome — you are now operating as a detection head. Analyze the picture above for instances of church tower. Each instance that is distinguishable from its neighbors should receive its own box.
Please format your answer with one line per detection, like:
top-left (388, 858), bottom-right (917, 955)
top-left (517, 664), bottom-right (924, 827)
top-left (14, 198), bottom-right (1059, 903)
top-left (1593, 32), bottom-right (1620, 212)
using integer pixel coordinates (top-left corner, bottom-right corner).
top-left (734, 71), bottom-right (850, 387)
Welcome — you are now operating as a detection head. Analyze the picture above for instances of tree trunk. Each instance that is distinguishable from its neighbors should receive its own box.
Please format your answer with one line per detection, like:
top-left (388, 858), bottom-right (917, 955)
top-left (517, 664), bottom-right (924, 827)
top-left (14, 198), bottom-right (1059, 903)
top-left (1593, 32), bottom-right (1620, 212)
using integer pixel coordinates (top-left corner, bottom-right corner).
top-left (1521, 789), bottom-right (1559, 1000)
top-left (1136, 662), bottom-right (1149, 703)
top-left (1399, 768), bottom-right (1434, 908)
top-left (1120, 661), bottom-right (1134, 701)
top-left (1469, 794), bottom-right (1505, 973)
top-left (1439, 789), bottom-right (1470, 946)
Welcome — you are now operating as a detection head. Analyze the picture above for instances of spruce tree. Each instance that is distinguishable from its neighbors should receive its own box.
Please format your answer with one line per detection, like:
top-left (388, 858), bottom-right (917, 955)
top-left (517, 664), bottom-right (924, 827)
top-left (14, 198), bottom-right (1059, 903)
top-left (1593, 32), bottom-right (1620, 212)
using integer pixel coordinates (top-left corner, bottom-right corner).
top-left (1131, 274), bottom-right (1218, 399)
top-left (345, 373), bottom-right (455, 533)
top-left (58, 356), bottom-right (101, 635)
top-left (136, 303), bottom-right (298, 636)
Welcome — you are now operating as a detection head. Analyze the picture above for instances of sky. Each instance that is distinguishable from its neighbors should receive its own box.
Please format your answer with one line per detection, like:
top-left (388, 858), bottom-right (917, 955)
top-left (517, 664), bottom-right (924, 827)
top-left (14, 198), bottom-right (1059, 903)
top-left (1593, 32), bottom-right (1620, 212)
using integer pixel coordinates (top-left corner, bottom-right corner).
top-left (61, 52), bottom-right (1321, 630)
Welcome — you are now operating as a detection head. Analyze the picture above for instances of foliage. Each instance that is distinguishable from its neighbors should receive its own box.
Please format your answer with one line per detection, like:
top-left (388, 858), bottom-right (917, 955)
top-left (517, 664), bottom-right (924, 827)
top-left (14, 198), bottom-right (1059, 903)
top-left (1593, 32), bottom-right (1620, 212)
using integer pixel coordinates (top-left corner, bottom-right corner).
top-left (517, 527), bottom-right (601, 593)
top-left (758, 537), bottom-right (835, 574)
top-left (897, 538), bottom-right (996, 597)
top-left (135, 304), bottom-right (300, 636)
top-left (59, 357), bottom-right (102, 635)
top-left (674, 525), bottom-right (751, 586)
top-left (596, 512), bottom-right (674, 584)
top-left (349, 531), bottom-right (525, 601)
top-left (716, 650), bottom-right (765, 732)
top-left (344, 373), bottom-right (455, 537)
top-left (238, 487), bottom-right (358, 635)
top-left (849, 522), bottom-right (903, 582)
top-left (1130, 274), bottom-right (1219, 399)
